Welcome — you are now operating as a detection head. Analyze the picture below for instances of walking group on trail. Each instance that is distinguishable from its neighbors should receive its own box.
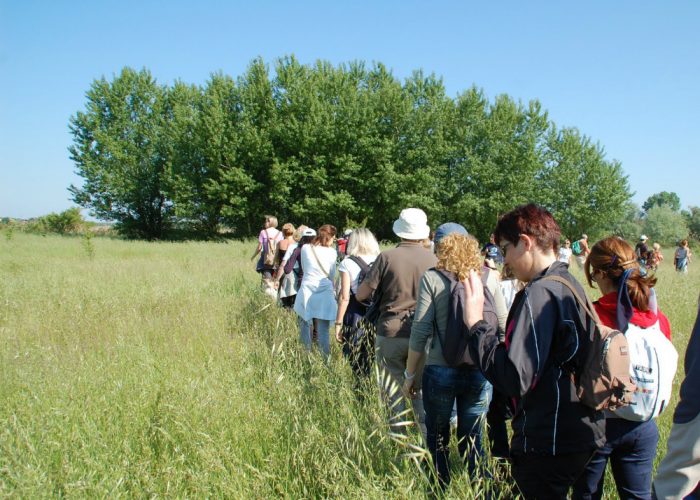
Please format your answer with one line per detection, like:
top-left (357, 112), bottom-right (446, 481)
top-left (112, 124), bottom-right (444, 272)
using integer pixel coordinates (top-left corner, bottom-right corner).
top-left (251, 206), bottom-right (699, 499)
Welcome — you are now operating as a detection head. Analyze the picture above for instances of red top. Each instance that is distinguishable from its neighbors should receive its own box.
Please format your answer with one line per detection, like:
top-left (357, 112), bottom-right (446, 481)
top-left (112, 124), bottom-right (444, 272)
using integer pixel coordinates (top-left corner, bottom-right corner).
top-left (593, 291), bottom-right (671, 340)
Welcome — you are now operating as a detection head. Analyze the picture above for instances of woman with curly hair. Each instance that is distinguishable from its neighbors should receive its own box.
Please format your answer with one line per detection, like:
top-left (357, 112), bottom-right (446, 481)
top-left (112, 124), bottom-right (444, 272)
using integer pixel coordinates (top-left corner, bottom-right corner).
top-left (403, 223), bottom-right (498, 488)
top-left (572, 236), bottom-right (672, 500)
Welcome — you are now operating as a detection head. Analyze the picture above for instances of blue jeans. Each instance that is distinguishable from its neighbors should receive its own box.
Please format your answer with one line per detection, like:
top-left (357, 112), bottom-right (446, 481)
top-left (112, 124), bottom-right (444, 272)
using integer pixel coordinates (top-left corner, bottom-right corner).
top-left (572, 418), bottom-right (659, 500)
top-left (422, 364), bottom-right (492, 486)
top-left (299, 317), bottom-right (330, 358)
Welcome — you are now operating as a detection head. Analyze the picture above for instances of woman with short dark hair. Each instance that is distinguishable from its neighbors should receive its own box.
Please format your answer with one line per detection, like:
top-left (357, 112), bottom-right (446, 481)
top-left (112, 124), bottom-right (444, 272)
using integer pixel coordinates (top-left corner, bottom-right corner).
top-left (462, 203), bottom-right (606, 499)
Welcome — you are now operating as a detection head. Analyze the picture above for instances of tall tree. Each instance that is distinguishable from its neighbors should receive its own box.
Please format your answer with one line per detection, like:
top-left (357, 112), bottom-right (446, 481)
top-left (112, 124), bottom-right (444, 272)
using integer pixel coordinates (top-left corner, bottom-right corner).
top-left (69, 68), bottom-right (171, 239)
top-left (642, 191), bottom-right (681, 212)
top-left (539, 127), bottom-right (630, 240)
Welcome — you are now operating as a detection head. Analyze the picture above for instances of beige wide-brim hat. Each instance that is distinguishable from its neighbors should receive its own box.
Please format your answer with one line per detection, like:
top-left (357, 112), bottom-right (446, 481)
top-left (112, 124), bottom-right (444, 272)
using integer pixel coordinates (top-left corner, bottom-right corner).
top-left (392, 208), bottom-right (430, 240)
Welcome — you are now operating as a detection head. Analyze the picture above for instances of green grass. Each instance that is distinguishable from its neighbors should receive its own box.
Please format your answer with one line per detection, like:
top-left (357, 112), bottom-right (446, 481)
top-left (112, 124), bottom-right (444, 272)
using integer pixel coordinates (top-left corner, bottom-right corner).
top-left (1, 232), bottom-right (697, 498)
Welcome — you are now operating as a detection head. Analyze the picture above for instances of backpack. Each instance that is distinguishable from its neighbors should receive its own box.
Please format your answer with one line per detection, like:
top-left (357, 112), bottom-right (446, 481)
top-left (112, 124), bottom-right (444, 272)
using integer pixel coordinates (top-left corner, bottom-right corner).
top-left (348, 256), bottom-right (382, 328)
top-left (542, 275), bottom-right (636, 411)
top-left (612, 321), bottom-right (678, 421)
top-left (263, 229), bottom-right (280, 267)
top-left (348, 255), bottom-right (372, 290)
top-left (433, 269), bottom-right (498, 368)
top-left (571, 240), bottom-right (583, 256)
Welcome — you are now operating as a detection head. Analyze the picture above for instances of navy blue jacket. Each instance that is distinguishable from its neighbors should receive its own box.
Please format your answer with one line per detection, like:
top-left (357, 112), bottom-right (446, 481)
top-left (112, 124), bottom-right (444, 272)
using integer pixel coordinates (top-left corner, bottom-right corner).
top-left (469, 261), bottom-right (606, 455)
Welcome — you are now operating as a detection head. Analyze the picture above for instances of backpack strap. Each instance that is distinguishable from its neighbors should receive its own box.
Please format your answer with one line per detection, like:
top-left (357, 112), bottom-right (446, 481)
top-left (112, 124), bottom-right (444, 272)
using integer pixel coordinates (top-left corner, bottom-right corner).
top-left (540, 275), bottom-right (602, 325)
top-left (348, 255), bottom-right (370, 274)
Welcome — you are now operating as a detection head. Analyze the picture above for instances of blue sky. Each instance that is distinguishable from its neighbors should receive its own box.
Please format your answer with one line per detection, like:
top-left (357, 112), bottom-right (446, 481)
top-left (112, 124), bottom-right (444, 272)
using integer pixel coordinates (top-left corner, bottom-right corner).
top-left (1, 1), bottom-right (698, 219)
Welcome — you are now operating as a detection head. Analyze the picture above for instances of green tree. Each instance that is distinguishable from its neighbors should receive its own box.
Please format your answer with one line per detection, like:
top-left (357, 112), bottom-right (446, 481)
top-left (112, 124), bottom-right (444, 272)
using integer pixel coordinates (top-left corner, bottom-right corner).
top-left (610, 202), bottom-right (644, 241)
top-left (69, 68), bottom-right (172, 239)
top-left (682, 206), bottom-right (700, 240)
top-left (642, 191), bottom-right (681, 212)
top-left (43, 207), bottom-right (84, 234)
top-left (643, 204), bottom-right (689, 245)
top-left (539, 127), bottom-right (631, 240)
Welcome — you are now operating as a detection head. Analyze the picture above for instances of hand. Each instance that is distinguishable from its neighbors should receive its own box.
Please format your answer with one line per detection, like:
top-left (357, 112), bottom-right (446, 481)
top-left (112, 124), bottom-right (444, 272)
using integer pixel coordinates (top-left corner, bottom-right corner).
top-left (463, 269), bottom-right (485, 328)
top-left (402, 377), bottom-right (417, 399)
top-left (334, 324), bottom-right (344, 344)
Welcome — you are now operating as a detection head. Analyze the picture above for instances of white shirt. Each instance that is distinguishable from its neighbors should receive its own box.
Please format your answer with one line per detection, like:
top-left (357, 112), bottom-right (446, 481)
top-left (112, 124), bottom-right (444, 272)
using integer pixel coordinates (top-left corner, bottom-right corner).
top-left (293, 245), bottom-right (338, 321)
top-left (558, 247), bottom-right (572, 264)
top-left (337, 254), bottom-right (378, 293)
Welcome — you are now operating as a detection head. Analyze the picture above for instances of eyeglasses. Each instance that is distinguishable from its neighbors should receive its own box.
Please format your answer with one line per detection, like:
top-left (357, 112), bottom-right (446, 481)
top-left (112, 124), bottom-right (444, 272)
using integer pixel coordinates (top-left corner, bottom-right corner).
top-left (500, 242), bottom-right (512, 257)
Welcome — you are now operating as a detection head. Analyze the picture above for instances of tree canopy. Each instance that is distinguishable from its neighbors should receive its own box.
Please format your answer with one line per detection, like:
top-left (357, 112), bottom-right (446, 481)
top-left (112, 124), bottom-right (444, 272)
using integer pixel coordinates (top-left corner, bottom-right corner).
top-left (643, 191), bottom-right (681, 213)
top-left (69, 58), bottom-right (632, 240)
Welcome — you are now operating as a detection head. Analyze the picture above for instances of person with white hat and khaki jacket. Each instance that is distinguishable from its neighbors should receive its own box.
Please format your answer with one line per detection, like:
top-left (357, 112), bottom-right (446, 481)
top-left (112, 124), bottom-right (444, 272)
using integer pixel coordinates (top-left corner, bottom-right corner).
top-left (356, 208), bottom-right (437, 433)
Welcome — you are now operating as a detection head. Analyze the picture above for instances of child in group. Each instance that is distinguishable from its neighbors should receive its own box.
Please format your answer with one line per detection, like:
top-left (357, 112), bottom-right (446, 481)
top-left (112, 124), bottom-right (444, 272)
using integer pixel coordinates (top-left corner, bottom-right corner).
top-left (648, 242), bottom-right (664, 271)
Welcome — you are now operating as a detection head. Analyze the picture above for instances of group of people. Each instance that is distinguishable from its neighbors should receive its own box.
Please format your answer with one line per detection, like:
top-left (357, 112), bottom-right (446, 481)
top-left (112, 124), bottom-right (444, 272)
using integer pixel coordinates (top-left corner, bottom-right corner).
top-left (251, 207), bottom-right (699, 499)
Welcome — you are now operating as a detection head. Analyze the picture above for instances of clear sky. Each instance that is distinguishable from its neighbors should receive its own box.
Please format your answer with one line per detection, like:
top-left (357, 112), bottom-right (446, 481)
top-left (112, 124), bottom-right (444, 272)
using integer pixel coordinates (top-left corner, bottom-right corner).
top-left (1, 0), bottom-right (698, 219)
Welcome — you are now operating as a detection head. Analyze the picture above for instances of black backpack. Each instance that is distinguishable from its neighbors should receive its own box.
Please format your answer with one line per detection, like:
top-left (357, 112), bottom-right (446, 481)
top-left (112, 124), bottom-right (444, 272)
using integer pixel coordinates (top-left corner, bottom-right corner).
top-left (433, 268), bottom-right (498, 368)
top-left (348, 255), bottom-right (372, 290)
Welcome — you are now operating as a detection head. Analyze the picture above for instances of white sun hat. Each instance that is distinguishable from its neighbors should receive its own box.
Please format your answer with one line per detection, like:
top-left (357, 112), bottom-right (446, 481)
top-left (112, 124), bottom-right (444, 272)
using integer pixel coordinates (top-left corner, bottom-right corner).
top-left (392, 208), bottom-right (430, 240)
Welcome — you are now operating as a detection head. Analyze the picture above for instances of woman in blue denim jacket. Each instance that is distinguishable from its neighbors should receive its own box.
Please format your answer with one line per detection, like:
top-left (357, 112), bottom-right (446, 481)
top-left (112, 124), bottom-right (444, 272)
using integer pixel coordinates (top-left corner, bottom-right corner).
top-left (403, 223), bottom-right (496, 488)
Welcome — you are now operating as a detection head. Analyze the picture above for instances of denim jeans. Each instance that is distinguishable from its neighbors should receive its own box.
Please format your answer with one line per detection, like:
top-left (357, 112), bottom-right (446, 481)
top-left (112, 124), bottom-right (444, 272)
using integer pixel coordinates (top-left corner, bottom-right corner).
top-left (422, 364), bottom-right (492, 487)
top-left (299, 317), bottom-right (330, 358)
top-left (572, 418), bottom-right (659, 500)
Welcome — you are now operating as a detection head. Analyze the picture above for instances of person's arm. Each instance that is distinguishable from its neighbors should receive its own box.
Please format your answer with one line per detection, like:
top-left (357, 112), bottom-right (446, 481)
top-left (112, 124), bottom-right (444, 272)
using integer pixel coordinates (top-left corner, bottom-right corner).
top-left (402, 348), bottom-right (425, 398)
top-left (251, 230), bottom-right (264, 261)
top-left (403, 274), bottom-right (434, 397)
top-left (464, 271), bottom-right (557, 397)
top-left (334, 270), bottom-right (351, 343)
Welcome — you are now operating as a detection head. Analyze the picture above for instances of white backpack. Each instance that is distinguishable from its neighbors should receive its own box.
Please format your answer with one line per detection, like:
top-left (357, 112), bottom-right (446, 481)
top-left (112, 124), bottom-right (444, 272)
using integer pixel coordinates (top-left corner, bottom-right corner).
top-left (612, 319), bottom-right (678, 421)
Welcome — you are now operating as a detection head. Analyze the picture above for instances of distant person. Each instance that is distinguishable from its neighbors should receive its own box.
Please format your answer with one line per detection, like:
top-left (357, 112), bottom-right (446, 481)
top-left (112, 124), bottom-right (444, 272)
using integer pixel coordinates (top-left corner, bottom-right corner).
top-left (336, 229), bottom-right (353, 257)
top-left (675, 239), bottom-right (692, 273)
top-left (572, 233), bottom-right (590, 268)
top-left (558, 238), bottom-right (573, 265)
top-left (462, 204), bottom-right (605, 500)
top-left (251, 215), bottom-right (283, 294)
top-left (573, 236), bottom-right (672, 500)
top-left (635, 235), bottom-right (651, 266)
top-left (648, 242), bottom-right (664, 271)
top-left (481, 233), bottom-right (504, 266)
top-left (334, 228), bottom-right (380, 380)
top-left (356, 208), bottom-right (437, 434)
top-left (293, 224), bottom-right (338, 358)
top-left (275, 224), bottom-right (306, 308)
top-left (403, 223), bottom-right (496, 488)
top-left (653, 294), bottom-right (700, 499)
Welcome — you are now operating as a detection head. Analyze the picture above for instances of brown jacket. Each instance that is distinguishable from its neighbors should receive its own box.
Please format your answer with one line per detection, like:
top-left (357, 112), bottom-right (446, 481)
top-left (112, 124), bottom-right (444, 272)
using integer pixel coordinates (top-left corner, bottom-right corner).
top-left (356, 241), bottom-right (437, 338)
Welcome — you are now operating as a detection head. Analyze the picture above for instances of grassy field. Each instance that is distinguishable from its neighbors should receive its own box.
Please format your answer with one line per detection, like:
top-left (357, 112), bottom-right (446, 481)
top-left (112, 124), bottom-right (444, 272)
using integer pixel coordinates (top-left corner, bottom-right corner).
top-left (1, 232), bottom-right (698, 498)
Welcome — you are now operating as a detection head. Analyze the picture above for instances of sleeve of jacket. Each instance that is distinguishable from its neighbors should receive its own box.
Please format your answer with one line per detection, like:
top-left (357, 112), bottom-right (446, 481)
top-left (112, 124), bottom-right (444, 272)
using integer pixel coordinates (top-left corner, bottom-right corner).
top-left (470, 284), bottom-right (559, 398)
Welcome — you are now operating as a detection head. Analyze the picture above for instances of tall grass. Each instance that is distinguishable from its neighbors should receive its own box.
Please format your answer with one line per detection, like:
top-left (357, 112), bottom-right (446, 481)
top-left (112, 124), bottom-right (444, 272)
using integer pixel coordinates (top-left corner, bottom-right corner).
top-left (0, 232), bottom-right (697, 497)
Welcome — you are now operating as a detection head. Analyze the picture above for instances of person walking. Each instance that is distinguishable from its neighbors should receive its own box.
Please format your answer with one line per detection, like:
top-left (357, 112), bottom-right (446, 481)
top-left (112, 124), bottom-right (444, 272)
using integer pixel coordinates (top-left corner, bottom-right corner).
top-left (573, 233), bottom-right (590, 268)
top-left (293, 225), bottom-right (338, 358)
top-left (675, 239), bottom-right (692, 273)
top-left (462, 204), bottom-right (605, 500)
top-left (403, 223), bottom-right (497, 488)
top-left (356, 208), bottom-right (437, 433)
top-left (334, 228), bottom-right (380, 380)
top-left (572, 236), bottom-right (672, 500)
top-left (654, 294), bottom-right (700, 499)
top-left (251, 215), bottom-right (283, 294)
top-left (558, 238), bottom-right (573, 265)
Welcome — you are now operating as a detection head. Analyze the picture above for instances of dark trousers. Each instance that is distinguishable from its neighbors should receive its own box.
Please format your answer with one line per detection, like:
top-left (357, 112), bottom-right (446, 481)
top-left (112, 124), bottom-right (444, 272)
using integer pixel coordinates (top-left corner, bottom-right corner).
top-left (422, 365), bottom-right (491, 487)
top-left (511, 450), bottom-right (595, 499)
top-left (572, 418), bottom-right (659, 500)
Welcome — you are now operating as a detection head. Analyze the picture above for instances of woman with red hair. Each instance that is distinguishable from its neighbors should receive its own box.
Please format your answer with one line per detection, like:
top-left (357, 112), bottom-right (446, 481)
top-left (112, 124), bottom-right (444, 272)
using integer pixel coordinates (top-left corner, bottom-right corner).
top-left (572, 236), bottom-right (672, 500)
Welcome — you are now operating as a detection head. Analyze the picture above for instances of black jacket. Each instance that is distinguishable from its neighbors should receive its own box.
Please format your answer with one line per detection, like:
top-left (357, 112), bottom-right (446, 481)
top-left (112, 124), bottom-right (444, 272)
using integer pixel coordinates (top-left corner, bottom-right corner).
top-left (469, 261), bottom-right (606, 455)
